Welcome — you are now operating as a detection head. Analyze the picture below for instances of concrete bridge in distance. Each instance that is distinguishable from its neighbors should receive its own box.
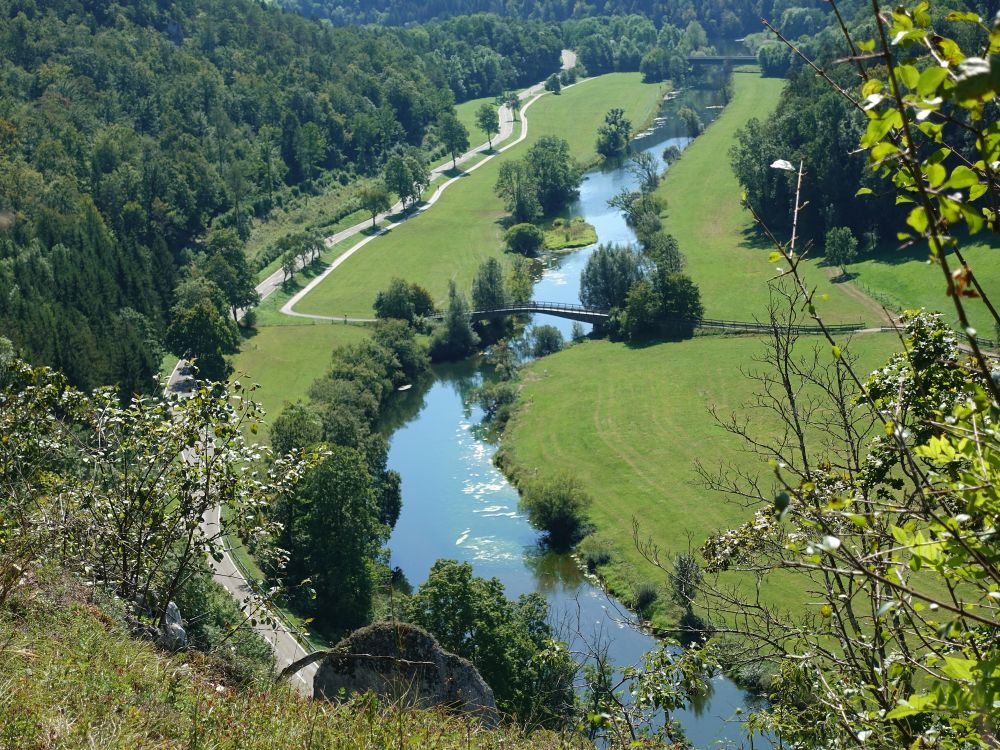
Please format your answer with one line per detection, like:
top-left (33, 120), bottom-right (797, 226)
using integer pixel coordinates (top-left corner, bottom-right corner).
top-left (465, 301), bottom-right (610, 324)
top-left (686, 54), bottom-right (757, 65)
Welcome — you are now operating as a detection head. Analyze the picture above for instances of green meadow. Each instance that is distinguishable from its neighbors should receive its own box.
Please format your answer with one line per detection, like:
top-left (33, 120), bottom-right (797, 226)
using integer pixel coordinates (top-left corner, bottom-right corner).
top-left (293, 74), bottom-right (667, 319)
top-left (230, 323), bottom-right (371, 439)
top-left (655, 71), bottom-right (884, 326)
top-left (502, 332), bottom-right (898, 627)
top-left (846, 237), bottom-right (1000, 338)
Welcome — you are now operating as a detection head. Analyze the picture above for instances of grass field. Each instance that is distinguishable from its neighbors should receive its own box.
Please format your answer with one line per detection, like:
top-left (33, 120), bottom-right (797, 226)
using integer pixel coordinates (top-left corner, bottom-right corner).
top-left (230, 323), bottom-right (370, 437)
top-left (501, 333), bottom-right (899, 627)
top-left (846, 237), bottom-right (1000, 338)
top-left (293, 74), bottom-right (667, 319)
top-left (656, 71), bottom-right (884, 326)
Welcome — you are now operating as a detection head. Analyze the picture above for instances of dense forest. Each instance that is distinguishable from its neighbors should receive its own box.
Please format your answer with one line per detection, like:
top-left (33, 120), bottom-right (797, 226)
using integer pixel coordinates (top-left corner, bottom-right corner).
top-left (0, 0), bottom-right (561, 392)
top-left (278, 0), bottom-right (827, 38)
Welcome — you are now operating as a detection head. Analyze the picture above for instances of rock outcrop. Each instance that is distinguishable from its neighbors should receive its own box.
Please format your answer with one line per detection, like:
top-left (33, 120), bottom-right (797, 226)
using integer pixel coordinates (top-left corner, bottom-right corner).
top-left (313, 622), bottom-right (497, 726)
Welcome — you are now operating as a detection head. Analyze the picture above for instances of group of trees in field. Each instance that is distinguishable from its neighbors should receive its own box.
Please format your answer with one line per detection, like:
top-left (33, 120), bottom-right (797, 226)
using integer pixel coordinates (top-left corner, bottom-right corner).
top-left (267, 320), bottom-right (430, 635)
top-left (581, 152), bottom-right (702, 341)
top-left (495, 136), bottom-right (582, 228)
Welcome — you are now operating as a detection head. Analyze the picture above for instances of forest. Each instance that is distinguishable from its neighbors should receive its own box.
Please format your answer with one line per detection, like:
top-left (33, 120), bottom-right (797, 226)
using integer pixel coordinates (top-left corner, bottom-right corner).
top-left (0, 0), bottom-right (561, 391)
top-left (278, 0), bottom-right (827, 38)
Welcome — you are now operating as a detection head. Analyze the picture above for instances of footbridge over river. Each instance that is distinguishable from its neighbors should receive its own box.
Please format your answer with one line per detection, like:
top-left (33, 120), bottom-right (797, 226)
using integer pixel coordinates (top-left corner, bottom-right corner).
top-left (468, 301), bottom-right (610, 324)
top-left (686, 54), bottom-right (758, 65)
top-left (436, 301), bottom-right (870, 335)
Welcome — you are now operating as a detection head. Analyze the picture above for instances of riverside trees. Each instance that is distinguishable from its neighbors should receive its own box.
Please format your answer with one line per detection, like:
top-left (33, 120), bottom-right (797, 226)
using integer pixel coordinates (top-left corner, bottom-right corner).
top-left (495, 136), bottom-right (581, 223)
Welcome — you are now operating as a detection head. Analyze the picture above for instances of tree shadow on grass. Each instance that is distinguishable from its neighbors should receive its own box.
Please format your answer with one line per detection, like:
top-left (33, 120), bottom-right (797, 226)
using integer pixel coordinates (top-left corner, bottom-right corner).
top-left (739, 224), bottom-right (779, 251)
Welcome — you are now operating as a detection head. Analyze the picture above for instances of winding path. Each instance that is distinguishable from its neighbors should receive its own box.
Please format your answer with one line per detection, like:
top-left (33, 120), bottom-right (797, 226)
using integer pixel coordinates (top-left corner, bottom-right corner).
top-left (165, 57), bottom-right (575, 697)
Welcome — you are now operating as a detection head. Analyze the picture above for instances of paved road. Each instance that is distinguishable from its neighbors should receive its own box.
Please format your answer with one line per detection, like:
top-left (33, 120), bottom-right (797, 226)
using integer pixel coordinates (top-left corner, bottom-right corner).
top-left (165, 55), bottom-right (576, 696)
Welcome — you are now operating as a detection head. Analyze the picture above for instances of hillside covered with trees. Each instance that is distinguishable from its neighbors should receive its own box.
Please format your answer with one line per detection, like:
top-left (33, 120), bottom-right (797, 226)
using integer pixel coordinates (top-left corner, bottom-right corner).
top-left (0, 0), bottom-right (561, 393)
top-left (278, 0), bottom-right (826, 38)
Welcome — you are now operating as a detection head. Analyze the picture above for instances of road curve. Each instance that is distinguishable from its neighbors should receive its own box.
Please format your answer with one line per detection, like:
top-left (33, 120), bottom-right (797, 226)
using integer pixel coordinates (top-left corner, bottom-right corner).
top-left (165, 56), bottom-right (575, 697)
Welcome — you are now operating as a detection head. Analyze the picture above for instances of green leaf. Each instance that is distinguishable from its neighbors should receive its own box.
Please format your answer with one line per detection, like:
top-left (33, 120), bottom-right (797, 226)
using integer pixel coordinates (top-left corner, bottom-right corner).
top-left (941, 656), bottom-right (977, 682)
top-left (945, 10), bottom-right (981, 21)
top-left (946, 165), bottom-right (979, 189)
top-left (768, 251), bottom-right (783, 263)
top-left (907, 206), bottom-right (929, 234)
top-left (926, 163), bottom-right (946, 187)
top-left (917, 65), bottom-right (949, 97)
top-left (855, 187), bottom-right (873, 196)
top-left (897, 64), bottom-right (919, 90)
top-left (831, 345), bottom-right (842, 359)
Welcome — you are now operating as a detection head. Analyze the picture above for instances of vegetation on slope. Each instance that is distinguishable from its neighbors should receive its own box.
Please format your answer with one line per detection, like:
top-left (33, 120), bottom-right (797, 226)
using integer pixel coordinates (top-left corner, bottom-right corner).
top-left (0, 574), bottom-right (586, 750)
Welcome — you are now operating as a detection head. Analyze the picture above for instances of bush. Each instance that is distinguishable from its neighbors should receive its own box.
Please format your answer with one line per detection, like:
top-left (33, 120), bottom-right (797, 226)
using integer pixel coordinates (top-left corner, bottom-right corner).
top-left (519, 473), bottom-right (592, 548)
top-left (174, 561), bottom-right (275, 686)
top-left (631, 581), bottom-right (658, 614)
top-left (577, 535), bottom-right (613, 570)
top-left (531, 325), bottom-right (564, 358)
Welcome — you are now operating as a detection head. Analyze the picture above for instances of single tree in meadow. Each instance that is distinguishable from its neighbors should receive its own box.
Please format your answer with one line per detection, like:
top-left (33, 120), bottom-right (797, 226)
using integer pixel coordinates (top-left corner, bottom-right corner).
top-left (475, 103), bottom-right (500, 149)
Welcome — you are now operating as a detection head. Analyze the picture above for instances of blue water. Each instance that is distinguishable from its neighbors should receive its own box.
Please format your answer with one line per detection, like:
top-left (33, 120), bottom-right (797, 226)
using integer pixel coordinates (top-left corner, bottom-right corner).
top-left (386, 85), bottom-right (768, 749)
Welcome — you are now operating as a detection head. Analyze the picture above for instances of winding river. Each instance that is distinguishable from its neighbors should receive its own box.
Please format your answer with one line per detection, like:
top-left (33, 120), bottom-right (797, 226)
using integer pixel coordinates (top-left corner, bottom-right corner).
top-left (383, 82), bottom-right (768, 749)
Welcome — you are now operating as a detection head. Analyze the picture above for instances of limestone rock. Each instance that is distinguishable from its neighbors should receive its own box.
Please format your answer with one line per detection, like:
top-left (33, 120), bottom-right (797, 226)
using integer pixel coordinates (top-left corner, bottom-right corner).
top-left (160, 601), bottom-right (187, 651)
top-left (314, 622), bottom-right (497, 726)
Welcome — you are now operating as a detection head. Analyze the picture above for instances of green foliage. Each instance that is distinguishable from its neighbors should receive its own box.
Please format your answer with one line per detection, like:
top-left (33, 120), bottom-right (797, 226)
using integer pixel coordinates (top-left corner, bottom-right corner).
top-left (596, 108), bottom-right (632, 159)
top-left (0, 353), bottom-right (313, 623)
top-left (0, 0), bottom-right (461, 389)
top-left (384, 152), bottom-right (430, 208)
top-left (544, 74), bottom-right (562, 94)
top-left (676, 106), bottom-right (703, 139)
top-left (271, 402), bottom-right (324, 456)
top-left (824, 226), bottom-right (858, 275)
top-left (504, 222), bottom-right (545, 255)
top-left (438, 112), bottom-right (470, 168)
top-left (359, 182), bottom-right (391, 227)
top-left (518, 473), bottom-right (593, 548)
top-left (373, 278), bottom-right (436, 322)
top-left (669, 553), bottom-right (702, 614)
top-left (615, 270), bottom-right (704, 341)
top-left (630, 581), bottom-right (658, 614)
top-left (279, 446), bottom-right (386, 636)
top-left (495, 161), bottom-right (542, 223)
top-left (530, 137), bottom-right (582, 215)
top-left (164, 300), bottom-right (240, 381)
top-left (532, 325), bottom-right (564, 358)
top-left (579, 243), bottom-right (649, 310)
top-left (471, 257), bottom-right (509, 311)
top-left (476, 103), bottom-right (501, 148)
top-left (406, 559), bottom-right (577, 728)
top-left (430, 280), bottom-right (480, 361)
top-left (174, 560), bottom-right (275, 686)
top-left (577, 534), bottom-right (613, 571)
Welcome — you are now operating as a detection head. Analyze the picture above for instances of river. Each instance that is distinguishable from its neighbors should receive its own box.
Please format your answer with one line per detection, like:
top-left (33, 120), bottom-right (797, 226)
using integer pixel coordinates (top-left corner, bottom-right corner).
top-left (384, 81), bottom-right (767, 749)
